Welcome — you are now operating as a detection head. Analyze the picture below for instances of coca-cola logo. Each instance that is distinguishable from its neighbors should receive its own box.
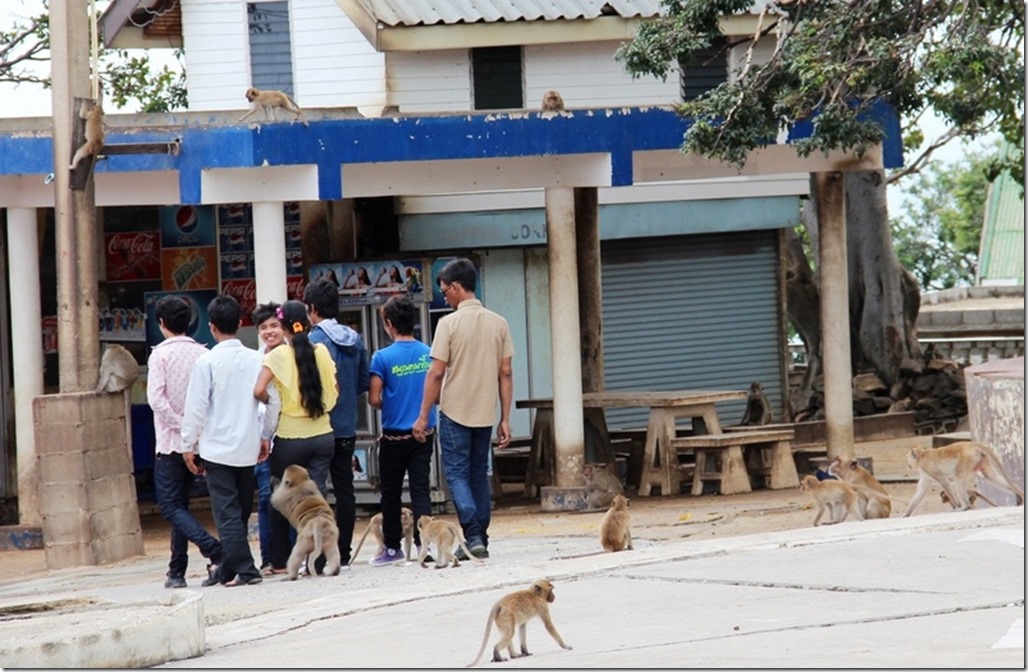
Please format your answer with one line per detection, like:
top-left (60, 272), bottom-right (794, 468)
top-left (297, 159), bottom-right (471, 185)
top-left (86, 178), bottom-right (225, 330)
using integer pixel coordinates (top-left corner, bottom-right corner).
top-left (107, 233), bottom-right (157, 256)
top-left (286, 275), bottom-right (305, 300)
top-left (223, 280), bottom-right (256, 303)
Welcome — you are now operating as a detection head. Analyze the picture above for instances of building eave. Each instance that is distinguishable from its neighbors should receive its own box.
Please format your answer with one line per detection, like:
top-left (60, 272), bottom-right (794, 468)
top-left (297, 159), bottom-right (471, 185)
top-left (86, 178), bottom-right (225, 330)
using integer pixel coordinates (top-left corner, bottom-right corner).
top-left (336, 0), bottom-right (762, 52)
top-left (101, 0), bottom-right (183, 49)
top-left (0, 103), bottom-right (901, 207)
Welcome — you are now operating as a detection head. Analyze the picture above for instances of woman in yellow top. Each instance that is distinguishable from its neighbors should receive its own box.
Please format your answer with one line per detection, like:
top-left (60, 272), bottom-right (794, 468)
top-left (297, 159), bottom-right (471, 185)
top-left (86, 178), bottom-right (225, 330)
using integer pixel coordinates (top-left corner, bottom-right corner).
top-left (254, 299), bottom-right (339, 574)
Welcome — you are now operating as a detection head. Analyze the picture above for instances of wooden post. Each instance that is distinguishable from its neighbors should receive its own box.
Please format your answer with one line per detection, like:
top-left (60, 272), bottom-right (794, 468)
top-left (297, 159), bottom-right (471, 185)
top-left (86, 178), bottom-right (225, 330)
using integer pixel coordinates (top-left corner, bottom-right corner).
top-left (815, 171), bottom-right (854, 459)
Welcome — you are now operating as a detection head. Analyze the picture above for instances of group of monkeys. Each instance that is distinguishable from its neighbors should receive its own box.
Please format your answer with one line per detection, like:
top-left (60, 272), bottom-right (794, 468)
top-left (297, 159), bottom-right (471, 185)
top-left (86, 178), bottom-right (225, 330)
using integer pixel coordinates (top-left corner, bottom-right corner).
top-left (262, 440), bottom-right (1023, 666)
top-left (800, 441), bottom-right (1024, 525)
top-left (71, 86), bottom-right (568, 173)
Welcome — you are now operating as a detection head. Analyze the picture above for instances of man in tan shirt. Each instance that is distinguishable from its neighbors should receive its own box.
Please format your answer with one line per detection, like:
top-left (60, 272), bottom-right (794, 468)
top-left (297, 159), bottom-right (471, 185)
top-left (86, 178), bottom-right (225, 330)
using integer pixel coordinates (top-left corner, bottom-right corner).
top-left (413, 258), bottom-right (513, 559)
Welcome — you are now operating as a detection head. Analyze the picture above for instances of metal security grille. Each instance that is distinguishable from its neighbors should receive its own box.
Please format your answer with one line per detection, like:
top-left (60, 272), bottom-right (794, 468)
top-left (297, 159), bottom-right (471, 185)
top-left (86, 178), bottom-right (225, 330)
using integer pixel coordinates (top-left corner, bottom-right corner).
top-left (600, 230), bottom-right (784, 430)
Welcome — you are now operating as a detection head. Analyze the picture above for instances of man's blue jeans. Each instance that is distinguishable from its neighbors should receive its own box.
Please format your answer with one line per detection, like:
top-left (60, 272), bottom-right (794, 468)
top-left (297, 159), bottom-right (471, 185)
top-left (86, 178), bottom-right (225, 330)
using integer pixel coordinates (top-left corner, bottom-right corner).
top-left (254, 460), bottom-right (272, 568)
top-left (154, 452), bottom-right (223, 578)
top-left (438, 412), bottom-right (492, 548)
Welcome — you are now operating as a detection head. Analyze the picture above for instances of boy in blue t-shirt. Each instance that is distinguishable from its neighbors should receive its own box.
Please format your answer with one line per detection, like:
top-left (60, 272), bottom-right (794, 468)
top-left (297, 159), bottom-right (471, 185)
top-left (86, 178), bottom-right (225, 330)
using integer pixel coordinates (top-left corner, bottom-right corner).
top-left (368, 296), bottom-right (437, 565)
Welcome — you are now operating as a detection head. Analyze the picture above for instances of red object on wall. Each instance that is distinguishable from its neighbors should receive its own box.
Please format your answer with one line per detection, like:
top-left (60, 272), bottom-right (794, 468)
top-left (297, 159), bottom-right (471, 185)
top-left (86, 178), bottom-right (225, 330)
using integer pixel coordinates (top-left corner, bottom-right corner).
top-left (222, 278), bottom-right (257, 326)
top-left (105, 232), bottom-right (161, 282)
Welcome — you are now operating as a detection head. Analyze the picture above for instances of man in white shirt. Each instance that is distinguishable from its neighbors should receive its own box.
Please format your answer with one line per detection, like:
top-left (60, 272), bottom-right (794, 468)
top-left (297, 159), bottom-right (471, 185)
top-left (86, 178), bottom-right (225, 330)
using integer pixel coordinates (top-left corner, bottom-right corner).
top-left (181, 295), bottom-right (278, 587)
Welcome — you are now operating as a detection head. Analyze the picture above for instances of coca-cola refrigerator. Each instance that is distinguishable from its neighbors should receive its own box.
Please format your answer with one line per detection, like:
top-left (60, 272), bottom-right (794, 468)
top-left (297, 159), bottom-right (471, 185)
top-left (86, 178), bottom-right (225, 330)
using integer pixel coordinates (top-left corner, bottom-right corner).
top-left (310, 257), bottom-right (453, 512)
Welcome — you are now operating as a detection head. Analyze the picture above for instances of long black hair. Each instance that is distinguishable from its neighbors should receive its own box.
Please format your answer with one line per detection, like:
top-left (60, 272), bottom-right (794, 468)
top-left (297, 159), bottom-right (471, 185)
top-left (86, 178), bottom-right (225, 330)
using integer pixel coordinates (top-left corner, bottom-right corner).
top-left (279, 299), bottom-right (325, 419)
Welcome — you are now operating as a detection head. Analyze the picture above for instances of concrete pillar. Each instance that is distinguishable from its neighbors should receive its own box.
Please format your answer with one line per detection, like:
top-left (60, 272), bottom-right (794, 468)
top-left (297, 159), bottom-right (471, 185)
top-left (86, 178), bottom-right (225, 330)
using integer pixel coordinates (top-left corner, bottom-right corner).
top-left (252, 201), bottom-right (288, 303)
top-left (965, 357), bottom-right (1024, 506)
top-left (6, 207), bottom-right (44, 525)
top-left (815, 171), bottom-right (854, 458)
top-left (544, 187), bottom-right (585, 488)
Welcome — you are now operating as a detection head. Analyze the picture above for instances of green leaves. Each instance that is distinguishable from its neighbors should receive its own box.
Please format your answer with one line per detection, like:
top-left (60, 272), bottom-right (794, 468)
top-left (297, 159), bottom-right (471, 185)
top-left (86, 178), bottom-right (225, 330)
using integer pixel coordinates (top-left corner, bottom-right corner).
top-left (619, 0), bottom-right (1024, 181)
top-left (102, 49), bottom-right (188, 113)
top-left (1, 7), bottom-right (188, 113)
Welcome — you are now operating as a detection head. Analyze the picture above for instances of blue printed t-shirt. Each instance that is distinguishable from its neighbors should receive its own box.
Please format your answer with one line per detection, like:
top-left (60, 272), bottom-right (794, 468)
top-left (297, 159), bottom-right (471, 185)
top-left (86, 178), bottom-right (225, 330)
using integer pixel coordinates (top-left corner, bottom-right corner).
top-left (370, 340), bottom-right (436, 432)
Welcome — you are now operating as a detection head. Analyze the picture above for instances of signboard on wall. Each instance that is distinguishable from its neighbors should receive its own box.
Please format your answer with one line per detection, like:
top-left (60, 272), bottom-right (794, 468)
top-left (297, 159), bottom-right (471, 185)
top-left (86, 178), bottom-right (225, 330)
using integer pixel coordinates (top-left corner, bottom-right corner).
top-left (162, 247), bottom-right (219, 291)
top-left (105, 232), bottom-right (161, 282)
top-left (160, 205), bottom-right (216, 248)
top-left (308, 259), bottom-right (428, 306)
top-left (144, 290), bottom-right (218, 349)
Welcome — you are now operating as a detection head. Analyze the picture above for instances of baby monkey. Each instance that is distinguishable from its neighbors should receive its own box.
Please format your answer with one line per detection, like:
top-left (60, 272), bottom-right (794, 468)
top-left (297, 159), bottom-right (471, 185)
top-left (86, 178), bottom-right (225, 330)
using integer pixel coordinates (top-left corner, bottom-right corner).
top-left (350, 507), bottom-right (415, 565)
top-left (467, 579), bottom-right (573, 667)
top-left (799, 475), bottom-right (865, 526)
top-left (239, 87), bottom-right (309, 126)
top-left (417, 515), bottom-right (485, 569)
top-left (598, 494), bottom-right (633, 552)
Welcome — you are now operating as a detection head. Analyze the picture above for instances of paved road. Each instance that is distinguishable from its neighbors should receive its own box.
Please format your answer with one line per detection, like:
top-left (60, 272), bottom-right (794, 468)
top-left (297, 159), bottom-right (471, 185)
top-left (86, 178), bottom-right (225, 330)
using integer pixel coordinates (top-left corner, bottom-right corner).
top-left (179, 508), bottom-right (1023, 668)
top-left (1, 507), bottom-right (1022, 668)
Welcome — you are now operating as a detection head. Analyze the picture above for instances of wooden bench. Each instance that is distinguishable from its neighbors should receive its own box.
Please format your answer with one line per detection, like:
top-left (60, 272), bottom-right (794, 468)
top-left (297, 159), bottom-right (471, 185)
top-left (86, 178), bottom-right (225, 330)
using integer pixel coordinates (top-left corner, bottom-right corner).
top-left (671, 429), bottom-right (797, 496)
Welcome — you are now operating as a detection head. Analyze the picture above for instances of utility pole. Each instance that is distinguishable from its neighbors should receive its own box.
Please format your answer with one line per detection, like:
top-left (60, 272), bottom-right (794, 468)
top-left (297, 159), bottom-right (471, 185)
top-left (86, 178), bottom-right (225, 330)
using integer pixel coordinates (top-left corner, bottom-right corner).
top-left (50, 0), bottom-right (100, 391)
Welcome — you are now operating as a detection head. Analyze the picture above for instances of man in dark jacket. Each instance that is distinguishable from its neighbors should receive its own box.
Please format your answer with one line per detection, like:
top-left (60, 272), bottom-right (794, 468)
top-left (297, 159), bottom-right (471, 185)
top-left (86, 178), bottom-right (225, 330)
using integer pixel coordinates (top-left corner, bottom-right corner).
top-left (305, 278), bottom-right (371, 566)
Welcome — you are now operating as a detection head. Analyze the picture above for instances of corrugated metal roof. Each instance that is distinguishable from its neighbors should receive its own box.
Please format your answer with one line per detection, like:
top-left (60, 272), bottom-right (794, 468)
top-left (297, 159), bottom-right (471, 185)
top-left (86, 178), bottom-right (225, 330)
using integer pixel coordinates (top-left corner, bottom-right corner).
top-left (350, 0), bottom-right (663, 27)
top-left (978, 158), bottom-right (1025, 285)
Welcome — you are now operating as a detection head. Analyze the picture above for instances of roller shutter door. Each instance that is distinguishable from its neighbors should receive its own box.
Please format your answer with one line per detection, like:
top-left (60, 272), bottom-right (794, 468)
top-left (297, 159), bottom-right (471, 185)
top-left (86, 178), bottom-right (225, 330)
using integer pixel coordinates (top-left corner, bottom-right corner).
top-left (601, 230), bottom-right (784, 430)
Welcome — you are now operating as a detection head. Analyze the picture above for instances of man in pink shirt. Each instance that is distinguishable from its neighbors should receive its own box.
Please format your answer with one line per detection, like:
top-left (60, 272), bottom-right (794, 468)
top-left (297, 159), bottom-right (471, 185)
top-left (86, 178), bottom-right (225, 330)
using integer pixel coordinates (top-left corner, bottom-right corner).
top-left (147, 295), bottom-right (223, 588)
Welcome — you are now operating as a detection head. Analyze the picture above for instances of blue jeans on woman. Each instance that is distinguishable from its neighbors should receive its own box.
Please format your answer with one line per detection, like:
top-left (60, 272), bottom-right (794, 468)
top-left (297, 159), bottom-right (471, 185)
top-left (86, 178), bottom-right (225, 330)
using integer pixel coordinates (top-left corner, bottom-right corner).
top-left (437, 412), bottom-right (492, 549)
top-left (254, 460), bottom-right (272, 568)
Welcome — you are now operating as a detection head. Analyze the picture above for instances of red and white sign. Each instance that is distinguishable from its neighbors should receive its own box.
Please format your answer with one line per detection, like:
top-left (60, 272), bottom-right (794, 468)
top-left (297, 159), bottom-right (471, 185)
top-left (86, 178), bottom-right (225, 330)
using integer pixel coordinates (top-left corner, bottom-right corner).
top-left (286, 275), bottom-right (306, 301)
top-left (222, 278), bottom-right (257, 326)
top-left (105, 232), bottom-right (161, 282)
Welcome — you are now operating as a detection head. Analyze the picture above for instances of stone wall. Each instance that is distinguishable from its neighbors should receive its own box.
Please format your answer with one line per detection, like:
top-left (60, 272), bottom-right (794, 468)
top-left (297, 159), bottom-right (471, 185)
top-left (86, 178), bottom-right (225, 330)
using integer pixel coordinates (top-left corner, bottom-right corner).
top-left (965, 357), bottom-right (1025, 507)
top-left (34, 391), bottom-right (144, 568)
top-left (921, 337), bottom-right (1024, 367)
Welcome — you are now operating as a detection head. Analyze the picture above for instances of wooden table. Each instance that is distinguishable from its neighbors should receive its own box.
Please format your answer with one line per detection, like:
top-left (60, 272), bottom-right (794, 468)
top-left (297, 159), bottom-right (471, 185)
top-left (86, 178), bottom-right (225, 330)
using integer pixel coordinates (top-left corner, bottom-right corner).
top-left (516, 390), bottom-right (748, 498)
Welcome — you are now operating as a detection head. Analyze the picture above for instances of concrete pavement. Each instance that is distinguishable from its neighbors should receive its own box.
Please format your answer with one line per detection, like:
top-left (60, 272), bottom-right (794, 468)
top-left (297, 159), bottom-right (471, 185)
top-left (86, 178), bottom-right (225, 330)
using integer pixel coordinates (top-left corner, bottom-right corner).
top-left (0, 506), bottom-right (1022, 668)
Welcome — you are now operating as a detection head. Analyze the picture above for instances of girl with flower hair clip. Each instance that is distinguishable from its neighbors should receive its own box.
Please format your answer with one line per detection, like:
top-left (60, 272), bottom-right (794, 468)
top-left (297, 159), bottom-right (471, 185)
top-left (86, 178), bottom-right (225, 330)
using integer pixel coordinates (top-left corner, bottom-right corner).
top-left (253, 299), bottom-right (340, 576)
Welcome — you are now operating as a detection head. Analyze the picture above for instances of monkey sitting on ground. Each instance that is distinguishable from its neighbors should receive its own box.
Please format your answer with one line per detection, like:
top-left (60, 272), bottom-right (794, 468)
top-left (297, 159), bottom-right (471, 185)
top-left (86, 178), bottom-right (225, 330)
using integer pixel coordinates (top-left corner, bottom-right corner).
top-left (95, 343), bottom-right (140, 394)
top-left (738, 381), bottom-right (773, 426)
top-left (582, 462), bottom-right (624, 509)
top-left (69, 101), bottom-right (105, 171)
top-left (828, 454), bottom-right (892, 519)
top-left (598, 494), bottom-right (633, 552)
top-left (270, 464), bottom-right (341, 579)
top-left (799, 475), bottom-right (866, 526)
top-left (901, 443), bottom-right (1024, 517)
top-left (417, 515), bottom-right (485, 569)
top-left (350, 507), bottom-right (415, 565)
top-left (239, 87), bottom-right (309, 126)
top-left (540, 89), bottom-right (565, 112)
top-left (466, 579), bottom-right (573, 667)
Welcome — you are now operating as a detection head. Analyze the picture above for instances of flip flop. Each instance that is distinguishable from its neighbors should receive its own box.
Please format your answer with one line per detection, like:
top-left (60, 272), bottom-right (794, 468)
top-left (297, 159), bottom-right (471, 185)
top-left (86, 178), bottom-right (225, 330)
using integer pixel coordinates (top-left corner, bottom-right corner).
top-left (225, 576), bottom-right (263, 587)
top-left (260, 566), bottom-right (287, 577)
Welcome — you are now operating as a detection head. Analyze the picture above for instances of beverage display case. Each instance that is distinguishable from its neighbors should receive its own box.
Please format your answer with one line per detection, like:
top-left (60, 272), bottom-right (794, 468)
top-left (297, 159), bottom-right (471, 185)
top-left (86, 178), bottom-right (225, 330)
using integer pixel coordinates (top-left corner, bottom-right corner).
top-left (313, 258), bottom-right (452, 511)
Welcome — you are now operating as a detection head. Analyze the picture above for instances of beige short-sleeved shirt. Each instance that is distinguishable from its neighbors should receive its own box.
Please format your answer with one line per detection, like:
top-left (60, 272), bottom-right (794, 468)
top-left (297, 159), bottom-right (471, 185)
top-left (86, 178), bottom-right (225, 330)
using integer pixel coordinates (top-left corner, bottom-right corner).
top-left (430, 299), bottom-right (514, 427)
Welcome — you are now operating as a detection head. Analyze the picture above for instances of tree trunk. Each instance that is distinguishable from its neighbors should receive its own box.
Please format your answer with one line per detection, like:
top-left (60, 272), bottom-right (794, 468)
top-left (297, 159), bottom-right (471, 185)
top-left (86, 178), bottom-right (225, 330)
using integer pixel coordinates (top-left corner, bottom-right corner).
top-left (844, 170), bottom-right (923, 386)
top-left (787, 170), bottom-right (924, 418)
